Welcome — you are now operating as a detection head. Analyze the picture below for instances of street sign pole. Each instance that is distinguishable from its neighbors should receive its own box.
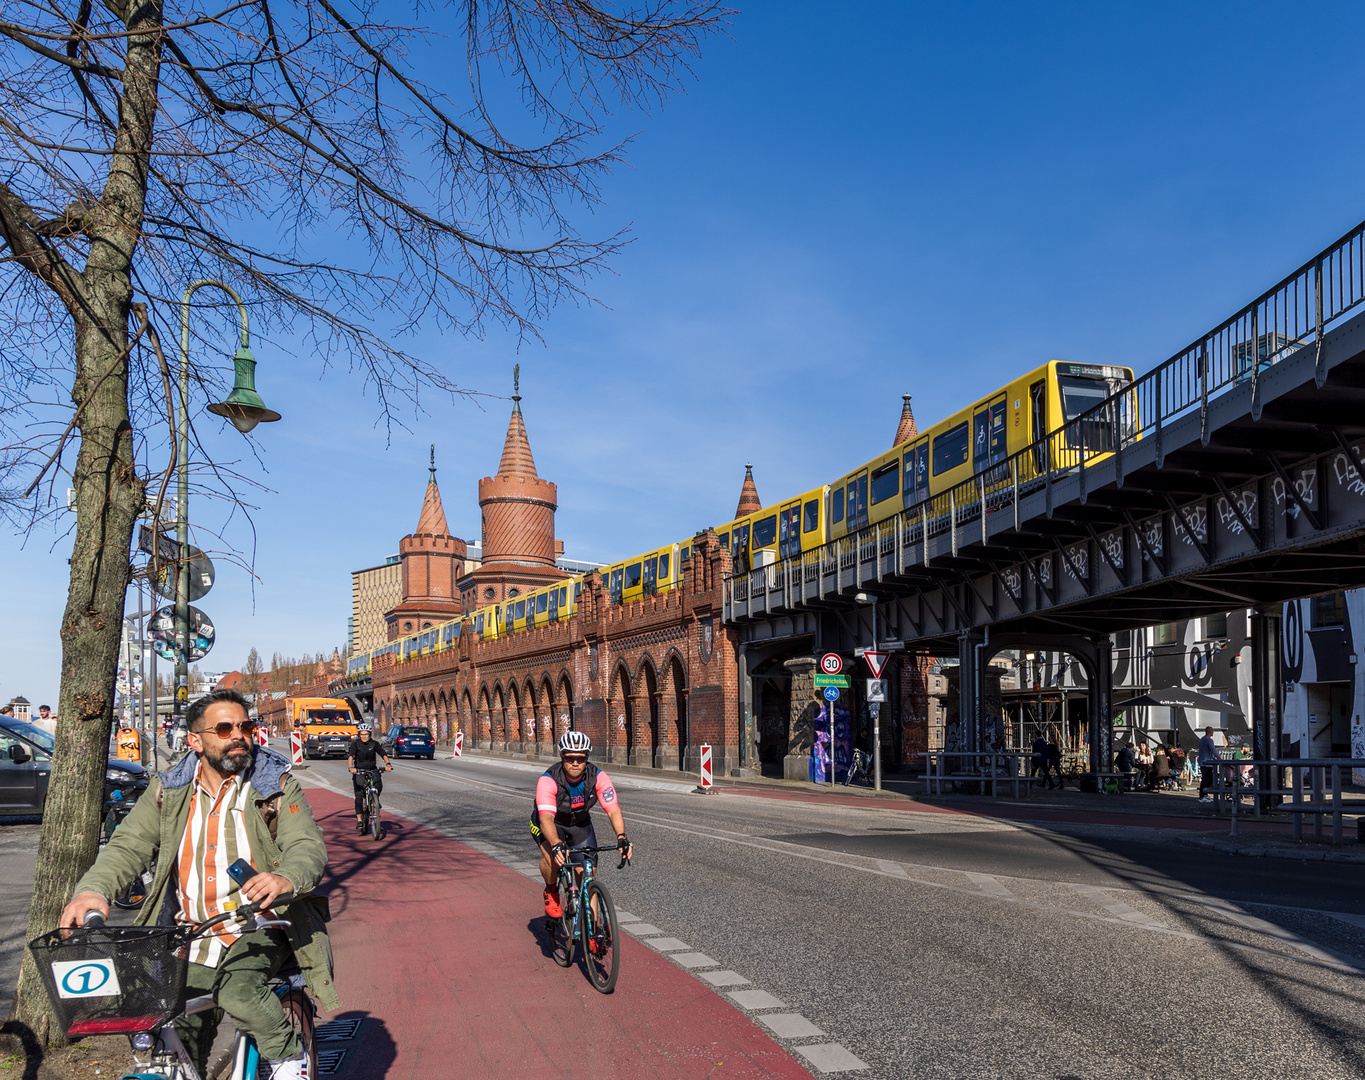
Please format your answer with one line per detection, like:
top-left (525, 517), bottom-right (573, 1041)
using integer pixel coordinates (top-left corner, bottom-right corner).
top-left (872, 601), bottom-right (879, 791)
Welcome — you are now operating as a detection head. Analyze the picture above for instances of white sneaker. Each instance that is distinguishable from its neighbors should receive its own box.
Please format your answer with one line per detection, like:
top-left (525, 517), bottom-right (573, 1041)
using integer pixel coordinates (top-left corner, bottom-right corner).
top-left (265, 1053), bottom-right (309, 1080)
top-left (1198, 796), bottom-right (1212, 803)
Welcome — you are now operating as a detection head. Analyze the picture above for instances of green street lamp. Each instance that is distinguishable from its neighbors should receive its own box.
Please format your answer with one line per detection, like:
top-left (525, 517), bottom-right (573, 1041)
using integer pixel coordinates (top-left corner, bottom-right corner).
top-left (174, 279), bottom-right (281, 720)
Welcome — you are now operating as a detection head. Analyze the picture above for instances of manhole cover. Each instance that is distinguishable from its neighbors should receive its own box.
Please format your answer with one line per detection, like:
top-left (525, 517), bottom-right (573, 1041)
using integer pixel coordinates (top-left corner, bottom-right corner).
top-left (315, 1019), bottom-right (363, 1042)
top-left (317, 1049), bottom-right (348, 1074)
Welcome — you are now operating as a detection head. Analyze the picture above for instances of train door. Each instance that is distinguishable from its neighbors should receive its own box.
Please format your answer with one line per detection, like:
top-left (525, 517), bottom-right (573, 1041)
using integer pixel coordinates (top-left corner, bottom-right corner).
top-left (778, 501), bottom-right (801, 559)
top-left (731, 522), bottom-right (751, 571)
top-left (642, 555), bottom-right (658, 596)
top-left (973, 396), bottom-right (1007, 473)
top-left (609, 567), bottom-right (623, 603)
top-left (845, 472), bottom-right (868, 531)
top-left (903, 442), bottom-right (929, 508)
top-left (659, 547), bottom-right (674, 591)
top-left (1029, 380), bottom-right (1049, 473)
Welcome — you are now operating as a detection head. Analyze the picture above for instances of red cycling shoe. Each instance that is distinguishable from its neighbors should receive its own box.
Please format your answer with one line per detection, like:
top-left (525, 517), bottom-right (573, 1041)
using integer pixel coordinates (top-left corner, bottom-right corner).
top-left (543, 886), bottom-right (562, 919)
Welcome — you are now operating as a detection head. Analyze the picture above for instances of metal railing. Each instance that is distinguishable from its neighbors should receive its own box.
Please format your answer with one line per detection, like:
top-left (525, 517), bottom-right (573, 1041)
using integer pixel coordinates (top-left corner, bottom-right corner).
top-left (921, 750), bottom-right (1034, 798)
top-left (1209, 757), bottom-right (1365, 843)
top-left (727, 218), bottom-right (1365, 619)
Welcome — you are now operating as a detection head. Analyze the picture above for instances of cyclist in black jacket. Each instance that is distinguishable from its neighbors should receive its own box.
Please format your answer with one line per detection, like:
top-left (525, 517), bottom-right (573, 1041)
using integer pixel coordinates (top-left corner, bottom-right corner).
top-left (347, 724), bottom-right (392, 833)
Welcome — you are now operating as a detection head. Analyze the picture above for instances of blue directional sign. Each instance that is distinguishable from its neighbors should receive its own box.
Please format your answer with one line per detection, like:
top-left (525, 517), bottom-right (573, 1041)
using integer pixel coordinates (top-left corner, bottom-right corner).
top-left (822, 685), bottom-right (840, 701)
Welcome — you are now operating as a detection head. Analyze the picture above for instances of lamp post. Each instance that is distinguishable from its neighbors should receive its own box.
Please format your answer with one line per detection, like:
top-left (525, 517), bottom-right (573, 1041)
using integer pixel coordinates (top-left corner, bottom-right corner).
top-left (175, 280), bottom-right (281, 723)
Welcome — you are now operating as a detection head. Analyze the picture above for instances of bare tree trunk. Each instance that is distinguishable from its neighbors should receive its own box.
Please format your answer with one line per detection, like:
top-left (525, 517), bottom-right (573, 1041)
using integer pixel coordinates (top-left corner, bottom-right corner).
top-left (10, 0), bottom-right (162, 1045)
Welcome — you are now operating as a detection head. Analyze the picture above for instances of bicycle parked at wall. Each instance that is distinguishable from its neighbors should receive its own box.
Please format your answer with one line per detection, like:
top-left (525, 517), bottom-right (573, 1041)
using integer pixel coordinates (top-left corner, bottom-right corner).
top-left (843, 748), bottom-right (874, 787)
top-left (28, 897), bottom-right (317, 1080)
top-left (547, 844), bottom-right (630, 993)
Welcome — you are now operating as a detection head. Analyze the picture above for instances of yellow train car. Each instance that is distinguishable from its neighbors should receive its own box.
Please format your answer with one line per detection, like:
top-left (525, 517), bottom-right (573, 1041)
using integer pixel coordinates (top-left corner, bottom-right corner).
top-left (599, 540), bottom-right (687, 605)
top-left (715, 485), bottom-right (828, 572)
top-left (471, 604), bottom-right (504, 642)
top-left (828, 360), bottom-right (1134, 540)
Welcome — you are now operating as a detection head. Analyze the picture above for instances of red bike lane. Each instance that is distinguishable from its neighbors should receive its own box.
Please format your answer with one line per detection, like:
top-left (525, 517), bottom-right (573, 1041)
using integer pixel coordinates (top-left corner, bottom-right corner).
top-left (305, 789), bottom-right (813, 1080)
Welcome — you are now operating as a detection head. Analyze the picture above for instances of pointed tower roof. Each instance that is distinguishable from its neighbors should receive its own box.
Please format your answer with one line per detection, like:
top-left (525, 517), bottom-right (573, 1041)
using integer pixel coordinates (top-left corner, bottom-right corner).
top-left (894, 393), bottom-right (918, 446)
top-left (415, 445), bottom-right (451, 535)
top-left (735, 463), bottom-right (762, 517)
top-left (496, 365), bottom-right (539, 479)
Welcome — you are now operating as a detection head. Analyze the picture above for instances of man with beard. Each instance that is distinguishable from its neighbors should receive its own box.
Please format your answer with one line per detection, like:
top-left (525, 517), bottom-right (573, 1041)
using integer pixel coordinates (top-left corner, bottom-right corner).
top-left (60, 689), bottom-right (335, 1080)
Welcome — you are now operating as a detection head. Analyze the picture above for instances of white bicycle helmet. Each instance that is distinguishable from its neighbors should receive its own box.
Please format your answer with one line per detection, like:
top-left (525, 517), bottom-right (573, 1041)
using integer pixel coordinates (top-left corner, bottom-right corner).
top-left (358, 723), bottom-right (373, 733)
top-left (558, 730), bottom-right (591, 756)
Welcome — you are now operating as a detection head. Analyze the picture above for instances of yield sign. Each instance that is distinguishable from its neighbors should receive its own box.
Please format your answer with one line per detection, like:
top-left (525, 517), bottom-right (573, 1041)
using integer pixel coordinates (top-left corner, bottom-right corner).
top-left (863, 651), bottom-right (888, 679)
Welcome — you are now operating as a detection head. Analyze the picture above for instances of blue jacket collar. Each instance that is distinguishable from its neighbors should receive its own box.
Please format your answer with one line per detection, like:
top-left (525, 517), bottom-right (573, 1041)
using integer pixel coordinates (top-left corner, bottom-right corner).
top-left (161, 744), bottom-right (293, 800)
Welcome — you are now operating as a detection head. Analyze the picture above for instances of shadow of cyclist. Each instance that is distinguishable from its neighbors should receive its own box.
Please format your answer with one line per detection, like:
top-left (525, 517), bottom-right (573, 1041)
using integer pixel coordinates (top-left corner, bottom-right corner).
top-left (321, 1010), bottom-right (396, 1080)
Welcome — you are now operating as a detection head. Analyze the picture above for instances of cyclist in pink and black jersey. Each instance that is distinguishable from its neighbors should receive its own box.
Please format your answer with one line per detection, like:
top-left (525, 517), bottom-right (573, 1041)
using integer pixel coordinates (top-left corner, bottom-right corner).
top-left (530, 730), bottom-right (632, 918)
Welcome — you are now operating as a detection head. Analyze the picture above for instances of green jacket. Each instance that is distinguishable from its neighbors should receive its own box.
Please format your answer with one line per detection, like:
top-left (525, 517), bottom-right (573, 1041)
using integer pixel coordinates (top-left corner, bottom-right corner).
top-left (73, 746), bottom-right (339, 1010)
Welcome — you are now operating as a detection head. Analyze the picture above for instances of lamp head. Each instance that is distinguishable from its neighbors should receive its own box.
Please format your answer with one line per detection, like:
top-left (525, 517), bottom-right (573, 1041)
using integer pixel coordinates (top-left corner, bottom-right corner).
top-left (207, 346), bottom-right (281, 433)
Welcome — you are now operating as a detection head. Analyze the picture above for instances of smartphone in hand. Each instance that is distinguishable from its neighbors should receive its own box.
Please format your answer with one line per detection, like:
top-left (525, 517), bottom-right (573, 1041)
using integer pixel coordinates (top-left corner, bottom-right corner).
top-left (226, 858), bottom-right (257, 890)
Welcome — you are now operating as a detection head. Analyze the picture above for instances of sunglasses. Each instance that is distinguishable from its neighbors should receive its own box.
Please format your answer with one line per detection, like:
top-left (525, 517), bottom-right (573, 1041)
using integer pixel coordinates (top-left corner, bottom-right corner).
top-left (561, 754), bottom-right (588, 765)
top-left (195, 720), bottom-right (257, 739)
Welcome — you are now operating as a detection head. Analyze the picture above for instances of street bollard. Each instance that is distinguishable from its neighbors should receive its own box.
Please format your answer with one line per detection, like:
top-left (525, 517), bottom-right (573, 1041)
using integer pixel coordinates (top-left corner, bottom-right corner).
top-left (694, 743), bottom-right (713, 794)
top-left (452, 731), bottom-right (464, 759)
top-left (289, 731), bottom-right (303, 766)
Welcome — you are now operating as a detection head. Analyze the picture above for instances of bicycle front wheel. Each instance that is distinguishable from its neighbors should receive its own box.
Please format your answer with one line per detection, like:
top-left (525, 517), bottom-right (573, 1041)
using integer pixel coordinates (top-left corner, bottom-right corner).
top-left (368, 791), bottom-right (382, 840)
top-left (278, 988), bottom-right (317, 1080)
top-left (581, 879), bottom-right (620, 993)
top-left (551, 879), bottom-right (575, 968)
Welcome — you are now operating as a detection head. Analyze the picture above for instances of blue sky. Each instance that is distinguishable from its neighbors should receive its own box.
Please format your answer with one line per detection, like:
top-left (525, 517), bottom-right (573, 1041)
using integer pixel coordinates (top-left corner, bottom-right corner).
top-left (6, 1), bottom-right (1365, 706)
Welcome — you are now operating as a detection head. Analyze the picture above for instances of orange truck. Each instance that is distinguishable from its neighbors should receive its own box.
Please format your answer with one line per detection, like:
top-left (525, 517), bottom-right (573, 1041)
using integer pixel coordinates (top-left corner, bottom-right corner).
top-left (288, 697), bottom-right (358, 759)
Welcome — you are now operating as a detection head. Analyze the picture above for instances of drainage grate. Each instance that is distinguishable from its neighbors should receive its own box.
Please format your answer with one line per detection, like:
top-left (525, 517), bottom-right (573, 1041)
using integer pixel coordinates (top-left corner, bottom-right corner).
top-left (317, 1049), bottom-right (348, 1074)
top-left (315, 1019), bottom-right (364, 1042)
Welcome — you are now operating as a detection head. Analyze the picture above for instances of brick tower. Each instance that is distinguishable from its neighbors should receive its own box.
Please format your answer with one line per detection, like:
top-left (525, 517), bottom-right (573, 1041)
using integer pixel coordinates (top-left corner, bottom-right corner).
top-left (894, 393), bottom-right (918, 446)
top-left (385, 447), bottom-right (469, 639)
top-left (459, 368), bottom-right (566, 610)
top-left (735, 463), bottom-right (762, 517)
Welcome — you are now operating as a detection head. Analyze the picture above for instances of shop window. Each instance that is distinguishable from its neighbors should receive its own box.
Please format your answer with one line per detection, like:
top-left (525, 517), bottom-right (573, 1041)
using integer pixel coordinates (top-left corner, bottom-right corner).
top-left (1312, 592), bottom-right (1346, 628)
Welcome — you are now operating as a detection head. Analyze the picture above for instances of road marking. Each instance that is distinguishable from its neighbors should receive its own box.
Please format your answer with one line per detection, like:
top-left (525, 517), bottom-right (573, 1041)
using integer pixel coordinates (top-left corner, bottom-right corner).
top-left (797, 1044), bottom-right (871, 1073)
top-left (759, 1014), bottom-right (825, 1039)
top-left (966, 872), bottom-right (1014, 899)
top-left (407, 755), bottom-right (697, 794)
top-left (1069, 884), bottom-right (1165, 928)
top-left (729, 989), bottom-right (786, 1010)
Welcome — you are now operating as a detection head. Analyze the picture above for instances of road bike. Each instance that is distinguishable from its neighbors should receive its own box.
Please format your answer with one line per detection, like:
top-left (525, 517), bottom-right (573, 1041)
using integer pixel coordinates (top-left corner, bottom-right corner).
top-left (842, 749), bottom-right (873, 787)
top-left (28, 897), bottom-right (317, 1080)
top-left (357, 768), bottom-right (382, 840)
top-left (546, 844), bottom-right (629, 993)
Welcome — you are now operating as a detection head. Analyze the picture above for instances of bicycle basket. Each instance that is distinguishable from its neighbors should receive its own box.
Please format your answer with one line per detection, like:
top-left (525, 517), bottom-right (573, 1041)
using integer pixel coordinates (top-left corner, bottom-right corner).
top-left (28, 925), bottom-right (191, 1036)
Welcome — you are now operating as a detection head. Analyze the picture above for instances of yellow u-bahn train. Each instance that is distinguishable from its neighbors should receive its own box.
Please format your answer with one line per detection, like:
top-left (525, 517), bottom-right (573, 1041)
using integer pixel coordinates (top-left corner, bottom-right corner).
top-left (345, 359), bottom-right (1134, 675)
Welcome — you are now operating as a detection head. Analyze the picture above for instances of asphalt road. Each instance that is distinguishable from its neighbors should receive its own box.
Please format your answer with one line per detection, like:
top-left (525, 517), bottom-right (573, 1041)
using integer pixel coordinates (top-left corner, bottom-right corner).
top-left (292, 749), bottom-right (1365, 1080)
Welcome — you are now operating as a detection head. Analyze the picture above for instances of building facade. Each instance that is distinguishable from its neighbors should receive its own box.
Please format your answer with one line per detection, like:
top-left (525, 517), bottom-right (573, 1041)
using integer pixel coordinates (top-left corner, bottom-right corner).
top-left (350, 557), bottom-right (401, 655)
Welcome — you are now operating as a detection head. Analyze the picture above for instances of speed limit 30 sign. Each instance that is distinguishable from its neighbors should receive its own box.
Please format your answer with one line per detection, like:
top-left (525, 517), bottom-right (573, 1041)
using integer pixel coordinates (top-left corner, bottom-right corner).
top-left (820, 653), bottom-right (844, 676)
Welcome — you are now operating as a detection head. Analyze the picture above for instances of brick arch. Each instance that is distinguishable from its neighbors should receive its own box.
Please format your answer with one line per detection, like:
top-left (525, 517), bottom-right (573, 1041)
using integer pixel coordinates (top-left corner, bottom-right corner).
top-left (662, 651), bottom-right (689, 771)
top-left (461, 688), bottom-right (475, 743)
top-left (608, 660), bottom-right (633, 766)
top-left (556, 672), bottom-right (575, 744)
top-left (634, 657), bottom-right (660, 769)
top-left (477, 685), bottom-right (493, 748)
top-left (538, 675), bottom-right (555, 756)
top-left (436, 689), bottom-right (449, 741)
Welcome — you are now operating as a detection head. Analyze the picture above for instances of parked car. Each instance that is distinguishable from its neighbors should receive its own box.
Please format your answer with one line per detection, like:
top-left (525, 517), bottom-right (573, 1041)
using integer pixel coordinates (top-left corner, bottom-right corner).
top-left (381, 725), bottom-right (435, 760)
top-left (0, 719), bottom-right (148, 818)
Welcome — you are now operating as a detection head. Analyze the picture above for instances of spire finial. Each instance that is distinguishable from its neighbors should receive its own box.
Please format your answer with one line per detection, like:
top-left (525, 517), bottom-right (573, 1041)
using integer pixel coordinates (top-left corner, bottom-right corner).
top-left (429, 443), bottom-right (436, 480)
top-left (745, 462), bottom-right (753, 475)
top-left (513, 363), bottom-right (520, 400)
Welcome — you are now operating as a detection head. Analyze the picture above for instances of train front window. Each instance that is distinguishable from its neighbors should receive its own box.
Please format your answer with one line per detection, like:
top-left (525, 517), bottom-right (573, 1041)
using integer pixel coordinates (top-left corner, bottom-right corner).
top-left (932, 423), bottom-right (969, 475)
top-left (869, 461), bottom-right (899, 505)
top-left (1058, 375), bottom-right (1119, 451)
top-left (803, 500), bottom-right (819, 533)
top-left (1058, 376), bottom-right (1108, 422)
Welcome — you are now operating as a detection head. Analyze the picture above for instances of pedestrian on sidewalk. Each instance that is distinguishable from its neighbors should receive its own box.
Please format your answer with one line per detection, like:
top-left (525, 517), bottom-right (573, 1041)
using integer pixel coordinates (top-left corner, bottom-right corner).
top-left (59, 688), bottom-right (335, 1080)
top-left (1031, 735), bottom-right (1048, 787)
top-left (1047, 736), bottom-right (1063, 790)
top-left (1197, 726), bottom-right (1219, 802)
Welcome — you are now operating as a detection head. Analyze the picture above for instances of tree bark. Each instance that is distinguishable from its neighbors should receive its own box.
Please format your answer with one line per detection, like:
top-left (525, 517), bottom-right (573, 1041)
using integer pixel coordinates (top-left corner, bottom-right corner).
top-left (10, 0), bottom-right (162, 1046)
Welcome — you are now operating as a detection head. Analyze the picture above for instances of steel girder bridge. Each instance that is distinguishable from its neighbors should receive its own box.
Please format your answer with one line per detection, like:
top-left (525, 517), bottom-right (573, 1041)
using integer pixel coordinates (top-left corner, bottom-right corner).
top-left (723, 219), bottom-right (1365, 771)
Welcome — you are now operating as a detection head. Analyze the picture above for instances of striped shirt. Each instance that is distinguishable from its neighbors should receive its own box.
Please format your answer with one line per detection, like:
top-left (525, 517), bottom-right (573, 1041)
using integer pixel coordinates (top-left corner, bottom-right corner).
top-left (177, 762), bottom-right (259, 968)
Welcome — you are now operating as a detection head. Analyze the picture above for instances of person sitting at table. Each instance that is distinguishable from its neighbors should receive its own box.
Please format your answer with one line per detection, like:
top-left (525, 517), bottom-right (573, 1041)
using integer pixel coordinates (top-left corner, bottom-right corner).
top-left (1115, 742), bottom-right (1136, 790)
top-left (1150, 745), bottom-right (1170, 791)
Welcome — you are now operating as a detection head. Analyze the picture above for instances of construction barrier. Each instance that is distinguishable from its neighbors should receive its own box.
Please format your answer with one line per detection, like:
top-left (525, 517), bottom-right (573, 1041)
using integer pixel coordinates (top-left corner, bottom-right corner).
top-left (290, 731), bottom-right (304, 766)
top-left (255, 725), bottom-right (269, 747)
top-left (452, 731), bottom-right (464, 759)
top-left (699, 743), bottom-right (713, 789)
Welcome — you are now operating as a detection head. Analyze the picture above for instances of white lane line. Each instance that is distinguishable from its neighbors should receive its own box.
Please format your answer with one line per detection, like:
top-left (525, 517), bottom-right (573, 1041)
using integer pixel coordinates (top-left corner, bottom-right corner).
top-left (729, 990), bottom-right (786, 1010)
top-left (626, 809), bottom-right (1364, 976)
top-left (759, 1014), bottom-right (824, 1039)
top-left (797, 1044), bottom-right (871, 1073)
top-left (1070, 884), bottom-right (1166, 928)
top-left (966, 872), bottom-right (1015, 899)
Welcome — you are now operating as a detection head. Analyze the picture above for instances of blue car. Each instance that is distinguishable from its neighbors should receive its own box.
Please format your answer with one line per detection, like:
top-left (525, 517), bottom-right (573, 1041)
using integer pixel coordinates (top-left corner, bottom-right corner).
top-left (382, 725), bottom-right (435, 760)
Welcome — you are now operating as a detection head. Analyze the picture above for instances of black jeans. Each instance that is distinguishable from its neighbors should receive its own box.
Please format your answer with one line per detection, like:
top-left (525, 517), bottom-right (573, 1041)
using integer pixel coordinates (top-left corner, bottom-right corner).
top-left (353, 768), bottom-right (383, 815)
top-left (1199, 765), bottom-right (1215, 797)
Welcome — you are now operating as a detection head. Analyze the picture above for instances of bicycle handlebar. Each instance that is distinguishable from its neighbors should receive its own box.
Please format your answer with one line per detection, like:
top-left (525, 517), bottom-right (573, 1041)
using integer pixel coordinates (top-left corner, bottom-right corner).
top-left (79, 894), bottom-right (294, 938)
top-left (561, 844), bottom-right (632, 870)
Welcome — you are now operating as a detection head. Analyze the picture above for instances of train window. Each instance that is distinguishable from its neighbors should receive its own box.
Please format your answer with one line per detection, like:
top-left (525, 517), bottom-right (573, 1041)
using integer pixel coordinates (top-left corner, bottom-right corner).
top-left (974, 401), bottom-right (1008, 470)
top-left (681, 545), bottom-right (691, 562)
top-left (718, 531), bottom-right (729, 550)
top-left (803, 500), bottom-right (819, 533)
top-left (869, 461), bottom-right (899, 504)
top-left (659, 553), bottom-right (670, 578)
top-left (832, 488), bottom-right (845, 524)
top-left (610, 568), bottom-right (623, 601)
top-left (625, 562), bottom-right (642, 590)
top-left (903, 444), bottom-right (929, 506)
top-left (778, 506), bottom-right (799, 559)
top-left (1058, 375), bottom-right (1108, 421)
top-left (515, 600), bottom-right (526, 620)
top-left (753, 515), bottom-right (777, 548)
top-left (642, 557), bottom-right (657, 594)
top-left (560, 587), bottom-right (568, 605)
top-left (932, 422), bottom-right (969, 474)
top-left (537, 594), bottom-right (548, 613)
